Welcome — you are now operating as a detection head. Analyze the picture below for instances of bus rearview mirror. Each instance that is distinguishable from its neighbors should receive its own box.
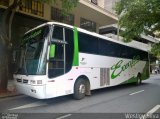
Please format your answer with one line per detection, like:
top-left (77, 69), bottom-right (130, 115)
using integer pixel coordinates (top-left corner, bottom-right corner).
top-left (49, 44), bottom-right (55, 58)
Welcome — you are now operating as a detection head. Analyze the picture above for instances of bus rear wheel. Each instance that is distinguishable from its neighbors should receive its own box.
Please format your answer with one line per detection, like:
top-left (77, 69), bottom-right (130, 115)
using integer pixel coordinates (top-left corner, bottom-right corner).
top-left (136, 74), bottom-right (142, 85)
top-left (73, 79), bottom-right (87, 100)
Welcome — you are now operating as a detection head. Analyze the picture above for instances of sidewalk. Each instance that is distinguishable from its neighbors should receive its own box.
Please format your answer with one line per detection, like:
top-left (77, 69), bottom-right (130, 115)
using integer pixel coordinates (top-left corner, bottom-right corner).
top-left (150, 73), bottom-right (160, 78)
top-left (0, 80), bottom-right (21, 98)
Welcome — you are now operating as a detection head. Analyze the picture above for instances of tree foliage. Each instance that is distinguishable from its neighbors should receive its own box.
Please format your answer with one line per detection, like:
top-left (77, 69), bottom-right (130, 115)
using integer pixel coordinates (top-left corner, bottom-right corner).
top-left (151, 43), bottom-right (160, 59)
top-left (115, 0), bottom-right (160, 58)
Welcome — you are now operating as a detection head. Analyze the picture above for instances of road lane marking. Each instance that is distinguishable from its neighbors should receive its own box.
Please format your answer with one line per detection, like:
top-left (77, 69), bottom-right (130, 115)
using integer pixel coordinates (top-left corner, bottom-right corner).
top-left (8, 101), bottom-right (47, 110)
top-left (147, 105), bottom-right (160, 113)
top-left (140, 105), bottom-right (160, 119)
top-left (129, 90), bottom-right (144, 96)
top-left (56, 114), bottom-right (72, 119)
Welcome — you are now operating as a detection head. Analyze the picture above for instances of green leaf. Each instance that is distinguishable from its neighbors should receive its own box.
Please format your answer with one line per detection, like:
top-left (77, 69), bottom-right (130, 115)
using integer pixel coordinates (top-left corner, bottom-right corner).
top-left (115, 0), bottom-right (160, 57)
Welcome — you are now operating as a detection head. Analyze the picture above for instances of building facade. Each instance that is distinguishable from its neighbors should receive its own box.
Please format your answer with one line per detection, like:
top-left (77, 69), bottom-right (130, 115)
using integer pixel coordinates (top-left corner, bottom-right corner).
top-left (99, 24), bottom-right (159, 51)
top-left (0, 0), bottom-right (118, 49)
top-left (2, 0), bottom-right (157, 51)
top-left (1, 0), bottom-right (159, 55)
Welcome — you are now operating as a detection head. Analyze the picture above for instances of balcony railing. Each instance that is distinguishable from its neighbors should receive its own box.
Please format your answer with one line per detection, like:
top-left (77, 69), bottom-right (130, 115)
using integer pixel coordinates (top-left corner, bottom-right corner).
top-left (19, 0), bottom-right (44, 17)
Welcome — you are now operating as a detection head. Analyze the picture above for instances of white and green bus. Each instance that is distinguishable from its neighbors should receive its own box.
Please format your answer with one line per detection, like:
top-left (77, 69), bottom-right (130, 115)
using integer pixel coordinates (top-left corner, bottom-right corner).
top-left (14, 22), bottom-right (150, 99)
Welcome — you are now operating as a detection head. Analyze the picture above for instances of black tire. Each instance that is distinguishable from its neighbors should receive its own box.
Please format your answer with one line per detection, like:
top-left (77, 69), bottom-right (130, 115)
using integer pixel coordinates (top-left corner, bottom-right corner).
top-left (136, 74), bottom-right (142, 85)
top-left (73, 79), bottom-right (86, 100)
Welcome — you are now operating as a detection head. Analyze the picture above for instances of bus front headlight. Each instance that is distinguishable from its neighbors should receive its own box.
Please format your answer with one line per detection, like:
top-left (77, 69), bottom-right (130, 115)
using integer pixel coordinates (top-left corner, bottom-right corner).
top-left (30, 80), bottom-right (36, 84)
top-left (37, 80), bottom-right (42, 84)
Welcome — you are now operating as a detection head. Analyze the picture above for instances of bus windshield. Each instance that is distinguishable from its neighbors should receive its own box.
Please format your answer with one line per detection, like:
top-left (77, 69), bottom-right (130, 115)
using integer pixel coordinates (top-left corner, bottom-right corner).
top-left (16, 26), bottom-right (49, 75)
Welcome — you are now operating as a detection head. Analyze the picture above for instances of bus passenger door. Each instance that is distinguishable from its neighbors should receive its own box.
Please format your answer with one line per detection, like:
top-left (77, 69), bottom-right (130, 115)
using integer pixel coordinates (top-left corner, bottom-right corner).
top-left (48, 25), bottom-right (66, 78)
top-left (48, 44), bottom-right (65, 78)
top-left (46, 26), bottom-right (67, 97)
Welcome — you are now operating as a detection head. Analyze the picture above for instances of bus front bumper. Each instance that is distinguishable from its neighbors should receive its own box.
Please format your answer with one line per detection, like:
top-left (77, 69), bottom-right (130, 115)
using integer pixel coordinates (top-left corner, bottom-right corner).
top-left (15, 83), bottom-right (47, 99)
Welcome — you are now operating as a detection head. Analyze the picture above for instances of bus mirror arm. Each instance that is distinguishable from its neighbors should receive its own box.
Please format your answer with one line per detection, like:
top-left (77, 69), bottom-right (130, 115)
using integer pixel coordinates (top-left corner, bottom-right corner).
top-left (51, 39), bottom-right (68, 44)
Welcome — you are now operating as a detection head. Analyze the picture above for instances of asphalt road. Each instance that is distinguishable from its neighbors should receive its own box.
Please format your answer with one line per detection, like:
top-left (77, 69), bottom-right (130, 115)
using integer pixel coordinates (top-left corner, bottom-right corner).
top-left (0, 75), bottom-right (160, 119)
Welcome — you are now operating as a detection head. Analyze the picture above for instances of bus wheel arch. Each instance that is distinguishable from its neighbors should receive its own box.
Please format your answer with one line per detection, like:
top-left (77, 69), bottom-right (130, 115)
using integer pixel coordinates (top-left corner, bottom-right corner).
top-left (73, 75), bottom-right (91, 99)
top-left (136, 72), bottom-right (142, 85)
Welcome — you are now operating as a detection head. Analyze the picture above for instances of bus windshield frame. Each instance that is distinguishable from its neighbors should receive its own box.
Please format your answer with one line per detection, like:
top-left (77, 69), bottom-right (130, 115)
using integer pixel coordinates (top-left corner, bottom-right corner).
top-left (16, 25), bottom-right (50, 75)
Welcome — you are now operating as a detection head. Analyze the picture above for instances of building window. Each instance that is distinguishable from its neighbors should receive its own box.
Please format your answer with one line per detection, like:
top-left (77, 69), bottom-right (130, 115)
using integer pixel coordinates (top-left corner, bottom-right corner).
top-left (51, 7), bottom-right (74, 25)
top-left (20, 0), bottom-right (44, 17)
top-left (91, 0), bottom-right (97, 5)
top-left (80, 18), bottom-right (96, 32)
top-left (0, 0), bottom-right (9, 6)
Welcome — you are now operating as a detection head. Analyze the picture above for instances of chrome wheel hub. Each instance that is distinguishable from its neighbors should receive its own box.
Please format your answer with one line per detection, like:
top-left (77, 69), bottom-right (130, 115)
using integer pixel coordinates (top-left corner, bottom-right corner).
top-left (79, 84), bottom-right (85, 94)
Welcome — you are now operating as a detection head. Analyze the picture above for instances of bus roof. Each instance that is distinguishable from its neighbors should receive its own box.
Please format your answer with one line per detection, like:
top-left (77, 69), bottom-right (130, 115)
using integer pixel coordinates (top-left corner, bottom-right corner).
top-left (25, 22), bottom-right (148, 52)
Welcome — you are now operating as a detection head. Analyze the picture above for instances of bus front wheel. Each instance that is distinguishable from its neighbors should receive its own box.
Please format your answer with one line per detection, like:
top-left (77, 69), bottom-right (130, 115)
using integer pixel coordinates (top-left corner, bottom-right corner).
top-left (73, 79), bottom-right (87, 100)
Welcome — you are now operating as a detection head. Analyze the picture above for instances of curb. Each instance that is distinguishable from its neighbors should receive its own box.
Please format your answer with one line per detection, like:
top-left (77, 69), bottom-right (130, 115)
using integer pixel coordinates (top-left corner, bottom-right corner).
top-left (0, 93), bottom-right (22, 99)
top-left (0, 89), bottom-right (21, 99)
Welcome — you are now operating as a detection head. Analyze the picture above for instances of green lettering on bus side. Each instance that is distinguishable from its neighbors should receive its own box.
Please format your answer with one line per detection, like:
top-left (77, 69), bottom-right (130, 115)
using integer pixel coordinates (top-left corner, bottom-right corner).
top-left (111, 56), bottom-right (140, 79)
top-left (73, 27), bottom-right (79, 66)
top-left (111, 60), bottom-right (123, 79)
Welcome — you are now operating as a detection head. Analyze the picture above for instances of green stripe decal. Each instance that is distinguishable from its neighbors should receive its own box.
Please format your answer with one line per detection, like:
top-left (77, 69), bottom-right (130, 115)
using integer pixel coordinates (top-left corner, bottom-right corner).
top-left (73, 27), bottom-right (79, 66)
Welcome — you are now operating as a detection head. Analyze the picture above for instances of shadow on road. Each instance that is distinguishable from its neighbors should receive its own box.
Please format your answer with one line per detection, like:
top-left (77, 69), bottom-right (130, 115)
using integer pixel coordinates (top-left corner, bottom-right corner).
top-left (91, 82), bottom-right (150, 95)
top-left (37, 82), bottom-right (151, 106)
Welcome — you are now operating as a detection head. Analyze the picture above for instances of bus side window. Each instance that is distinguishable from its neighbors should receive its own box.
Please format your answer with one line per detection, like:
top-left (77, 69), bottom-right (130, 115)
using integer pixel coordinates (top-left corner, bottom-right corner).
top-left (52, 26), bottom-right (63, 40)
top-left (79, 32), bottom-right (98, 54)
top-left (65, 28), bottom-right (74, 72)
top-left (120, 45), bottom-right (128, 58)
